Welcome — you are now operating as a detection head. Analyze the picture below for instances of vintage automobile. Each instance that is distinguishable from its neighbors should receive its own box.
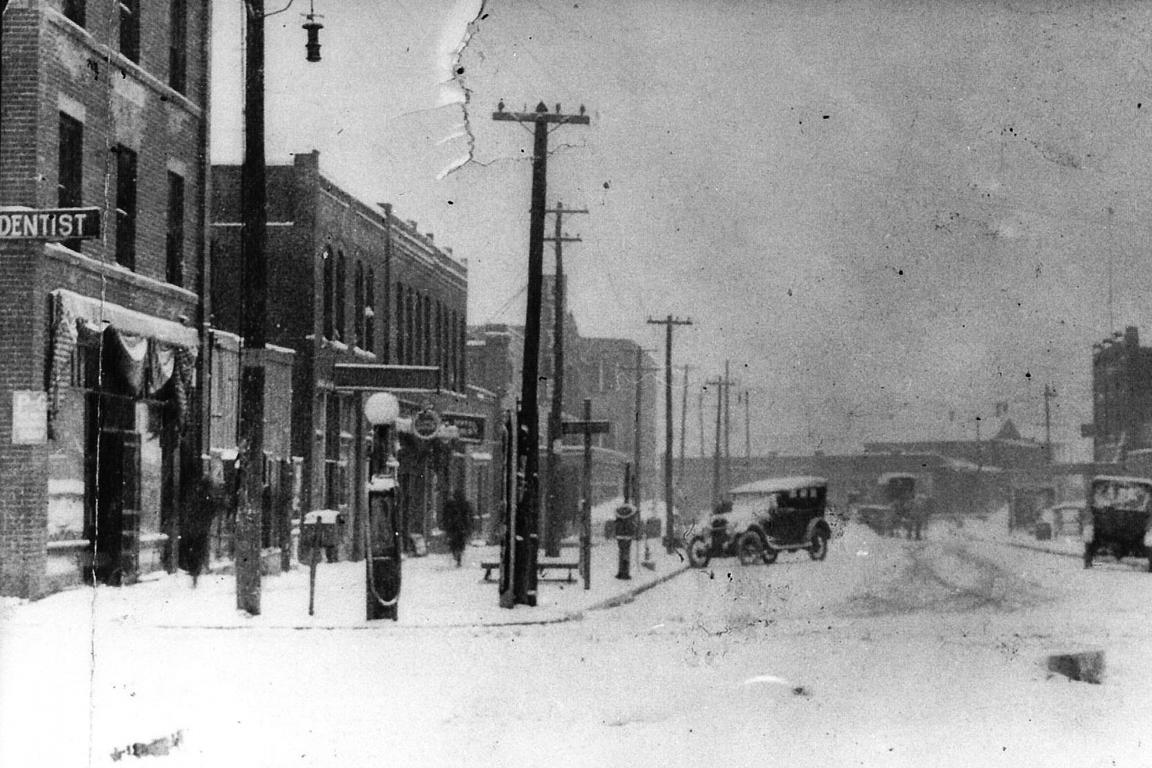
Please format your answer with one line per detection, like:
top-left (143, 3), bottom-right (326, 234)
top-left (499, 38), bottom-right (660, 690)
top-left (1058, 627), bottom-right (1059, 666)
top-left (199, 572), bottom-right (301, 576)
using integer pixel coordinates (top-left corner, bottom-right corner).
top-left (1084, 475), bottom-right (1152, 571)
top-left (685, 500), bottom-right (749, 567)
top-left (686, 476), bottom-right (832, 567)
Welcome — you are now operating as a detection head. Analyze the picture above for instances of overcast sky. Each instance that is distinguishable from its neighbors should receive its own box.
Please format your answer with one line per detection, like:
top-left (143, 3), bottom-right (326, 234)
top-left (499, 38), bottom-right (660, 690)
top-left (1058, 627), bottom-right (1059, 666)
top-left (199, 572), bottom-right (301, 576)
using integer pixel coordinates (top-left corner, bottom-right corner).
top-left (211, 0), bottom-right (1152, 456)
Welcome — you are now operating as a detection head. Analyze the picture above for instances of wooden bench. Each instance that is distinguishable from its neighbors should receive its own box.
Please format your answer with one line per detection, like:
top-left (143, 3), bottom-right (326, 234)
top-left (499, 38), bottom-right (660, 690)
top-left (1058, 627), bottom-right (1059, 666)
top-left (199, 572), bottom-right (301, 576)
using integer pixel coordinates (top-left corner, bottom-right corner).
top-left (481, 560), bottom-right (580, 583)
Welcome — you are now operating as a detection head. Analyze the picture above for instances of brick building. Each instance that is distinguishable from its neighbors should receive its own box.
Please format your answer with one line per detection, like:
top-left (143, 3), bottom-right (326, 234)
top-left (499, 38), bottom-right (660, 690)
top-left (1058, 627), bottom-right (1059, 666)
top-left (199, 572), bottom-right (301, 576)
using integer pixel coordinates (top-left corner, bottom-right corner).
top-left (0, 0), bottom-right (211, 596)
top-left (567, 335), bottom-right (658, 499)
top-left (211, 151), bottom-right (489, 558)
top-left (1090, 326), bottom-right (1152, 462)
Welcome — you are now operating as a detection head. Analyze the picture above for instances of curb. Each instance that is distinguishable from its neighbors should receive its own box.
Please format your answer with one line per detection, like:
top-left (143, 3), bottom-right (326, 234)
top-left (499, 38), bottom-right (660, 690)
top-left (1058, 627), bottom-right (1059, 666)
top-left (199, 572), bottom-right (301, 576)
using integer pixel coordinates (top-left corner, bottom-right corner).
top-left (585, 562), bottom-right (691, 611)
top-left (149, 564), bottom-right (692, 631)
top-left (963, 532), bottom-right (1081, 560)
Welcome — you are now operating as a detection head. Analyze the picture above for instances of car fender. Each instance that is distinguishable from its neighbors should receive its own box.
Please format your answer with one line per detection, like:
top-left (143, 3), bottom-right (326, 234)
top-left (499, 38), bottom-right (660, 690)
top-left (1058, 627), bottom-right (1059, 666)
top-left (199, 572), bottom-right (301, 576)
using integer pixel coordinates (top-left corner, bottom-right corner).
top-left (804, 518), bottom-right (831, 541)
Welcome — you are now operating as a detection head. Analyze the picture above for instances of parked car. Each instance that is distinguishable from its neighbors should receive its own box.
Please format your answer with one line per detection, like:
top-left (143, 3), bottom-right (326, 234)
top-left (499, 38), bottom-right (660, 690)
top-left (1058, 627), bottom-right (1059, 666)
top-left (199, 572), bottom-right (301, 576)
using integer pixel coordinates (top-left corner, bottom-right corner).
top-left (1034, 501), bottom-right (1084, 540)
top-left (1083, 476), bottom-right (1152, 571)
top-left (686, 477), bottom-right (835, 568)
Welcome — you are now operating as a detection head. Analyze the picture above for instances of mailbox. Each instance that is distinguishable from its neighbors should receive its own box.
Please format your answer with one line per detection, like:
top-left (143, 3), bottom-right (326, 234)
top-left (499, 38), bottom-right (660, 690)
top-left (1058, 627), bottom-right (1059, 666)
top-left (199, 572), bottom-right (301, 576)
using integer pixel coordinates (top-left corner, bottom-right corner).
top-left (301, 509), bottom-right (344, 562)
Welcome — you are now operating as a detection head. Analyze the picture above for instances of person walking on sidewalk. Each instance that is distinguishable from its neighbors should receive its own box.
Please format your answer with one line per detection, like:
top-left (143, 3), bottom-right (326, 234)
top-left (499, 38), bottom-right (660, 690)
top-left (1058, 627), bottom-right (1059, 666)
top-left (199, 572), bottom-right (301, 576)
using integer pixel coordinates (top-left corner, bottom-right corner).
top-left (615, 503), bottom-right (639, 580)
top-left (442, 489), bottom-right (474, 567)
top-left (182, 471), bottom-right (218, 587)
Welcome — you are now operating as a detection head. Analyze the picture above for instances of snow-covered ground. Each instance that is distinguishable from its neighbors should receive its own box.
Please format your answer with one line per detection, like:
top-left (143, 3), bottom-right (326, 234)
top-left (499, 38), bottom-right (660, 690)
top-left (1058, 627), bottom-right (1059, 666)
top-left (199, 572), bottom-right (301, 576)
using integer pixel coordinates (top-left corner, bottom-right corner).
top-left (2, 520), bottom-right (1150, 767)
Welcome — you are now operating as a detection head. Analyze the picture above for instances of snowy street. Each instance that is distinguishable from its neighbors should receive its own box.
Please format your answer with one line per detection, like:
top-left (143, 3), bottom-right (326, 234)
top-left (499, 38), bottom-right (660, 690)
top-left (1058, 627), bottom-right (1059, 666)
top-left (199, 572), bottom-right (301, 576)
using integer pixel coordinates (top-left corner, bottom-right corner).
top-left (3, 517), bottom-right (1151, 767)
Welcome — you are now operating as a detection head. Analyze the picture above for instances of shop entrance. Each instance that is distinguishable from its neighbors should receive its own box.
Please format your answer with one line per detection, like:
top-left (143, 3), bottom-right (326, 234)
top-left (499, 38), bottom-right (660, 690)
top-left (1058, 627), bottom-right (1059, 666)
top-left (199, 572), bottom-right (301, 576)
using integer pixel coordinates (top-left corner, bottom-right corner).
top-left (88, 425), bottom-right (141, 584)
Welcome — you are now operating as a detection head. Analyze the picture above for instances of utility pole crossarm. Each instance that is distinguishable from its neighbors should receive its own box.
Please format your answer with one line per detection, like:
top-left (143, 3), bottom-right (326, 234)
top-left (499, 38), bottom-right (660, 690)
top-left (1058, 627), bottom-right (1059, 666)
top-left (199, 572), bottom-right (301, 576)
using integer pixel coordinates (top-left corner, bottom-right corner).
top-left (493, 102), bottom-right (590, 125)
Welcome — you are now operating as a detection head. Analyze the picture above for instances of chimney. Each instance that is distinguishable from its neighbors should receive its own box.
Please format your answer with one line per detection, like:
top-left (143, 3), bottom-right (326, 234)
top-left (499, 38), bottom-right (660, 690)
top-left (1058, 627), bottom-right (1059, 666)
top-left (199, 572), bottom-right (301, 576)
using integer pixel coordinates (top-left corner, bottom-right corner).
top-left (425, 232), bottom-right (434, 242)
top-left (1125, 326), bottom-right (1139, 347)
top-left (406, 219), bottom-right (418, 230)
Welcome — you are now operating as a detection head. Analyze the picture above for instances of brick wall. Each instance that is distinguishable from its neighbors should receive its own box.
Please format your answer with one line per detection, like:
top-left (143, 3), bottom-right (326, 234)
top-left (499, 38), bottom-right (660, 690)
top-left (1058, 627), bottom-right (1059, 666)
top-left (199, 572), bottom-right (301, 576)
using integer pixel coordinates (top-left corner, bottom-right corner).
top-left (0, 244), bottom-right (49, 596)
top-left (0, 2), bottom-right (210, 597)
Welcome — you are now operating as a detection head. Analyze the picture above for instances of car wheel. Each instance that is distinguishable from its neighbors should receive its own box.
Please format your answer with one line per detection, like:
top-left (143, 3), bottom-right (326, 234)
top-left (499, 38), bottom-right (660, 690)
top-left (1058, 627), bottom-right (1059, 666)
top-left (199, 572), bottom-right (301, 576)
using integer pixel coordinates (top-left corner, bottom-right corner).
top-left (737, 531), bottom-right (763, 566)
top-left (808, 530), bottom-right (829, 561)
top-left (762, 546), bottom-right (779, 565)
top-left (687, 536), bottom-right (711, 568)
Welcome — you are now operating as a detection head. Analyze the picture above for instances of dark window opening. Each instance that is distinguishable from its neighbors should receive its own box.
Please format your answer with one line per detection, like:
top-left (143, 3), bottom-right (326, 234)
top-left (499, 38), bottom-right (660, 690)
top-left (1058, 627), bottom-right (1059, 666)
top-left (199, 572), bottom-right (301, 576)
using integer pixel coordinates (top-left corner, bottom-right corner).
top-left (335, 251), bottom-right (346, 342)
top-left (114, 145), bottom-right (137, 270)
top-left (169, 0), bottom-right (187, 93)
top-left (354, 261), bottom-right (364, 348)
top-left (395, 283), bottom-right (405, 363)
top-left (119, 0), bottom-right (140, 63)
top-left (321, 247), bottom-right (333, 339)
top-left (63, 0), bottom-right (86, 27)
top-left (365, 267), bottom-right (376, 353)
top-left (165, 171), bottom-right (185, 286)
top-left (57, 112), bottom-right (84, 253)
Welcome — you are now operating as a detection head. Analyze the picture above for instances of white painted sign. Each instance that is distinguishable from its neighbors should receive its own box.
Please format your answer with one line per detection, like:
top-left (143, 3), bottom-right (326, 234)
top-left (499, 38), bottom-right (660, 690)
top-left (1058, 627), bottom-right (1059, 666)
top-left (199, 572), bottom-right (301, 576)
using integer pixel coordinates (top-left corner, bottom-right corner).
top-left (12, 391), bottom-right (47, 445)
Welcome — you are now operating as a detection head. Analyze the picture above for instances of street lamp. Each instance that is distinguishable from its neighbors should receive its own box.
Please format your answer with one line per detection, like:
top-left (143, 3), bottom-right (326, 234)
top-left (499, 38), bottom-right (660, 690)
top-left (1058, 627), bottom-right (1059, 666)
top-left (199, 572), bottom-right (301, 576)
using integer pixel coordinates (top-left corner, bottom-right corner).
top-left (302, 1), bottom-right (324, 63)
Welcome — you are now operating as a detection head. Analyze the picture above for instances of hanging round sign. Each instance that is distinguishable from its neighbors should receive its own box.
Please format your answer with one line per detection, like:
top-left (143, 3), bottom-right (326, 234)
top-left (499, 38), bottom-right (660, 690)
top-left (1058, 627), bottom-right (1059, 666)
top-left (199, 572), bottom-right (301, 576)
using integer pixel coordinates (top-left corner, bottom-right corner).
top-left (412, 408), bottom-right (441, 439)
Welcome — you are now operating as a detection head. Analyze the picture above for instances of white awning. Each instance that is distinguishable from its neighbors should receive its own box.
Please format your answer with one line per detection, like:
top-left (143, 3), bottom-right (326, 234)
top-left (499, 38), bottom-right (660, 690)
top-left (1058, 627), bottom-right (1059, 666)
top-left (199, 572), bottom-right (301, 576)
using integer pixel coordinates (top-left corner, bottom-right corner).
top-left (53, 288), bottom-right (198, 350)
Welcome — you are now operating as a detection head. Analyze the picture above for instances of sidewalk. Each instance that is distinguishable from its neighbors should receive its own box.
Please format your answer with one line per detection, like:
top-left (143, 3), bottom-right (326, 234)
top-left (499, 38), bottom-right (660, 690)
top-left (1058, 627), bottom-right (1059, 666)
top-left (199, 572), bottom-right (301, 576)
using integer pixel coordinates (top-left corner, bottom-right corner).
top-left (0, 538), bottom-right (690, 630)
top-left (951, 510), bottom-right (1083, 560)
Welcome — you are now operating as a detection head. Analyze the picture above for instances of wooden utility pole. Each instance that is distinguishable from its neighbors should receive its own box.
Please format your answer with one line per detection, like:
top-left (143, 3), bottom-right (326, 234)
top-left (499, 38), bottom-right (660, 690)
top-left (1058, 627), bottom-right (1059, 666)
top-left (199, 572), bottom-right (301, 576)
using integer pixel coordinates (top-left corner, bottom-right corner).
top-left (492, 102), bottom-right (589, 608)
top-left (627, 348), bottom-right (659, 560)
top-left (647, 316), bottom-right (692, 552)
top-left (1044, 384), bottom-right (1055, 464)
top-left (709, 377), bottom-right (723, 509)
top-left (562, 401), bottom-right (609, 590)
top-left (236, 0), bottom-right (268, 616)
top-left (706, 368), bottom-right (733, 509)
top-left (743, 390), bottom-right (751, 469)
top-left (698, 388), bottom-right (705, 458)
top-left (724, 360), bottom-right (733, 495)
top-left (678, 365), bottom-right (693, 485)
top-left (542, 202), bottom-right (587, 557)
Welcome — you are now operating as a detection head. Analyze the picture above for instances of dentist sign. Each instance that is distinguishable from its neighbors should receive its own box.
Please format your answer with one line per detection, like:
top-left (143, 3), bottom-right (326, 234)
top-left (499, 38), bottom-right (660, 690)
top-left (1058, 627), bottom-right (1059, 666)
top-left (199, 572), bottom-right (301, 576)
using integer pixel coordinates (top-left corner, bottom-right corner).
top-left (0, 207), bottom-right (101, 241)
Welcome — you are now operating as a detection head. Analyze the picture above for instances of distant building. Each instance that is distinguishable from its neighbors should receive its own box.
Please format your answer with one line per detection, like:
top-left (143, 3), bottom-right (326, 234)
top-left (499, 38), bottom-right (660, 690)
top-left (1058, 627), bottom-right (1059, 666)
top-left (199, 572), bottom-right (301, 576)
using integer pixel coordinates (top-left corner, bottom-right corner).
top-left (567, 336), bottom-right (658, 498)
top-left (864, 418), bottom-right (1046, 474)
top-left (1091, 326), bottom-right (1152, 463)
top-left (467, 314), bottom-right (654, 534)
top-left (0, 1), bottom-right (211, 596)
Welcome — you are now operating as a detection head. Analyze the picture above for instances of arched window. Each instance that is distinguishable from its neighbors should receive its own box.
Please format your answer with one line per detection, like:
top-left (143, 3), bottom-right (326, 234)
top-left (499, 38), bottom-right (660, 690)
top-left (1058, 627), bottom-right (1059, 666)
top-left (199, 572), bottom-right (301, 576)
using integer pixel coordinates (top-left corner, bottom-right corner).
top-left (354, 260), bottom-right (364, 348)
top-left (395, 282), bottom-right (405, 363)
top-left (365, 266), bottom-right (376, 353)
top-left (322, 247), bottom-right (334, 339)
top-left (435, 301), bottom-right (444, 377)
top-left (423, 295), bottom-right (432, 366)
top-left (335, 251), bottom-right (346, 342)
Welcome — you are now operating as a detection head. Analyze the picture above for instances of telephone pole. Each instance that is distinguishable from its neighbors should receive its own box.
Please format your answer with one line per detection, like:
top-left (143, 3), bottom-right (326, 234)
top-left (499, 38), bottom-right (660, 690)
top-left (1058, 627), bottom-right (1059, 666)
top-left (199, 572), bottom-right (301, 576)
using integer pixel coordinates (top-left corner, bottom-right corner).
top-left (647, 316), bottom-right (692, 552)
top-left (706, 367), bottom-right (734, 509)
top-left (724, 360), bottom-right (733, 494)
top-left (627, 348), bottom-right (659, 559)
top-left (236, 0), bottom-right (269, 616)
top-left (678, 364), bottom-right (694, 485)
top-left (1044, 384), bottom-right (1056, 464)
top-left (492, 102), bottom-right (589, 608)
top-left (698, 388), bottom-right (705, 458)
top-left (542, 202), bottom-right (587, 557)
top-left (742, 390), bottom-right (751, 469)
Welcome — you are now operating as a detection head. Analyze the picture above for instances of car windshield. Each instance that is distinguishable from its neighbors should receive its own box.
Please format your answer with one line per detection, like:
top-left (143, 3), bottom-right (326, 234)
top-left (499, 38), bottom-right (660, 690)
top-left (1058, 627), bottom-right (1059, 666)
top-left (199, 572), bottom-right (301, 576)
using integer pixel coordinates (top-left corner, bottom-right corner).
top-left (1092, 480), bottom-right (1152, 512)
top-left (729, 494), bottom-right (778, 522)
